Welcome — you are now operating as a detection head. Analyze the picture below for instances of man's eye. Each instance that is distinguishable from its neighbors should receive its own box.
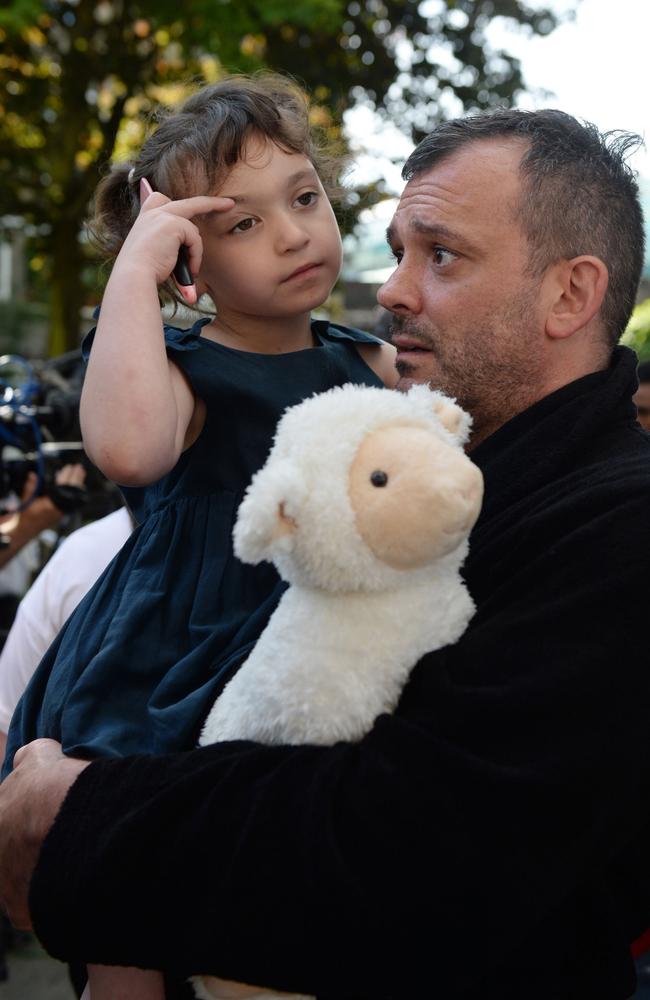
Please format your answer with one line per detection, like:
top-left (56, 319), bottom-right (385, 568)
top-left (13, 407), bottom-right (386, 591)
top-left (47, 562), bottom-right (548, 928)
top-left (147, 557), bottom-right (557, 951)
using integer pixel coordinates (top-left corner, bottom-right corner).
top-left (295, 191), bottom-right (318, 207)
top-left (390, 249), bottom-right (403, 264)
top-left (433, 247), bottom-right (456, 267)
top-left (232, 217), bottom-right (257, 233)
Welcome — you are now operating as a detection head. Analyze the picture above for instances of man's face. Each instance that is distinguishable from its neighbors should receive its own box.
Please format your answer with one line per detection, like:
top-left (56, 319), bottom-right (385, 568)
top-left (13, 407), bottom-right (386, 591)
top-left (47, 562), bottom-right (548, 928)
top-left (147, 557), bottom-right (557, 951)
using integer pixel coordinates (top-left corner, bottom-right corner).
top-left (378, 139), bottom-right (550, 445)
top-left (633, 381), bottom-right (650, 432)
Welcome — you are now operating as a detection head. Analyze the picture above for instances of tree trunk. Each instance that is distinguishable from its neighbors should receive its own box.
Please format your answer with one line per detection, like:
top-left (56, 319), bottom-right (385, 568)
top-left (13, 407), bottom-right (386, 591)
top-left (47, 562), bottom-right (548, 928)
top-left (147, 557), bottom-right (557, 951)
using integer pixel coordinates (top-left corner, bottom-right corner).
top-left (48, 217), bottom-right (86, 356)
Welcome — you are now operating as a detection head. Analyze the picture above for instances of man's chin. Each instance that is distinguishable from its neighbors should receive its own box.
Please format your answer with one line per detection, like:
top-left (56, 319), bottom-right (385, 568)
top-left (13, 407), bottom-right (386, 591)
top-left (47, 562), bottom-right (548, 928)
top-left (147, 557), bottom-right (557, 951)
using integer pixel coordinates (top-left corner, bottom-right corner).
top-left (396, 375), bottom-right (419, 392)
top-left (395, 360), bottom-right (435, 392)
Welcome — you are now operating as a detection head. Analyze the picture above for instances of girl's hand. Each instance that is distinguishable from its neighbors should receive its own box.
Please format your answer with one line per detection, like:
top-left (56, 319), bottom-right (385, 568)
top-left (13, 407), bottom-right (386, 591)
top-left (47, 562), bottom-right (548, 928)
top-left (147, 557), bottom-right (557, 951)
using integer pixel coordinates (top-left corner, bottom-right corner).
top-left (115, 184), bottom-right (234, 292)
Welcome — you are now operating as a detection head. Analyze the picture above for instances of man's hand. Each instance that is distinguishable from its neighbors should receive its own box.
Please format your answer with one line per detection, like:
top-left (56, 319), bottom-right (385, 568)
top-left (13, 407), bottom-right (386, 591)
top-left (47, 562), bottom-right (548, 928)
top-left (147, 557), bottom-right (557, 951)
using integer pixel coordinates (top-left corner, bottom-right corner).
top-left (0, 739), bottom-right (88, 930)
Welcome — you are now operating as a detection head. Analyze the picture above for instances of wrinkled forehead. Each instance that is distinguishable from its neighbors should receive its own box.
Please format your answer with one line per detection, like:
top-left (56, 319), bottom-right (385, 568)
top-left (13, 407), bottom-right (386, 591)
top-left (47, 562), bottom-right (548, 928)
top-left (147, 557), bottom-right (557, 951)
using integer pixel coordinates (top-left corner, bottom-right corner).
top-left (388, 138), bottom-right (526, 241)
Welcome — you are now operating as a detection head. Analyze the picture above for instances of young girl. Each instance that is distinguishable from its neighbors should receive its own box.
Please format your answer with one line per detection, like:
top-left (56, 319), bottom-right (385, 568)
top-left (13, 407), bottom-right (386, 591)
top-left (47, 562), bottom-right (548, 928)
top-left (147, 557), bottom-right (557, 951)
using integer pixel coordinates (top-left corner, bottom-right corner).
top-left (5, 74), bottom-right (396, 997)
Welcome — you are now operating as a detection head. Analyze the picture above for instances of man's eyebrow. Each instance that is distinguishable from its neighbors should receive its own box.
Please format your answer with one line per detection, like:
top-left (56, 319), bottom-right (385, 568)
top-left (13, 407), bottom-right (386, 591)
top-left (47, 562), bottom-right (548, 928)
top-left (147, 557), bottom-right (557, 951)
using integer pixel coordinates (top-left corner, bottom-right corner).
top-left (386, 219), bottom-right (469, 246)
top-left (412, 219), bottom-right (467, 243)
top-left (221, 167), bottom-right (319, 205)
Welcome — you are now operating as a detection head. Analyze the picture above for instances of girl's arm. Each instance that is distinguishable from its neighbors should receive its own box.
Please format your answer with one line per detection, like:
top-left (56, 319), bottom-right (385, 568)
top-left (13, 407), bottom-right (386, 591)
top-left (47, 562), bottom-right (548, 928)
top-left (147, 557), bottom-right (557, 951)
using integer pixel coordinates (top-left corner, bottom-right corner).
top-left (356, 341), bottom-right (399, 388)
top-left (80, 190), bottom-right (233, 487)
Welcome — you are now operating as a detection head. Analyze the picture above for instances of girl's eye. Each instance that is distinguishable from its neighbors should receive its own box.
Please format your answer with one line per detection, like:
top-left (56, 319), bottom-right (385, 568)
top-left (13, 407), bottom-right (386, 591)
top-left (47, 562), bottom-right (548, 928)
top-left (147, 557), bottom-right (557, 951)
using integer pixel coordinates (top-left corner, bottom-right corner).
top-left (433, 247), bottom-right (456, 267)
top-left (232, 217), bottom-right (257, 234)
top-left (295, 191), bottom-right (318, 207)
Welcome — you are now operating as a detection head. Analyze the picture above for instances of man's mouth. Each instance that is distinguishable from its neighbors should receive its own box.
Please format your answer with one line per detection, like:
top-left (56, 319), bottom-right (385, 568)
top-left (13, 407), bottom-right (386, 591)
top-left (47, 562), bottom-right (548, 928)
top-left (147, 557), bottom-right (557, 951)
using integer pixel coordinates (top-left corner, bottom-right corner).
top-left (283, 263), bottom-right (322, 282)
top-left (391, 334), bottom-right (432, 359)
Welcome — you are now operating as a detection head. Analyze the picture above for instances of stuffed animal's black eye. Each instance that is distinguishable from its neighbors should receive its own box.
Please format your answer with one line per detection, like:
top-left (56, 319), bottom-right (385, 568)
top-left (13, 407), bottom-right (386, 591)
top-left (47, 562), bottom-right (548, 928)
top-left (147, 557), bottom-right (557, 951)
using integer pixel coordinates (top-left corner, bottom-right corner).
top-left (370, 470), bottom-right (388, 487)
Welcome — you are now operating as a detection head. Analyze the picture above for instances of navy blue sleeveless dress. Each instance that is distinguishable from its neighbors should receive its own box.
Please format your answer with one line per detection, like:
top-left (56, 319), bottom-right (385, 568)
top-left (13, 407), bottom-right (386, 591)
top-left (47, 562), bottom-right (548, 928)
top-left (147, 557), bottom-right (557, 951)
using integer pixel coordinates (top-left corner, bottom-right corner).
top-left (4, 318), bottom-right (384, 769)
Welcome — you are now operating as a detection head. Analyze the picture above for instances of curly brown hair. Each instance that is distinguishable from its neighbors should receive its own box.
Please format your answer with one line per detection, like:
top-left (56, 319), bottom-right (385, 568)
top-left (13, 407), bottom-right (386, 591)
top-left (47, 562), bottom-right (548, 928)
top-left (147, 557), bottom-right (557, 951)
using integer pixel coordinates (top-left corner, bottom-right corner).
top-left (90, 73), bottom-right (344, 303)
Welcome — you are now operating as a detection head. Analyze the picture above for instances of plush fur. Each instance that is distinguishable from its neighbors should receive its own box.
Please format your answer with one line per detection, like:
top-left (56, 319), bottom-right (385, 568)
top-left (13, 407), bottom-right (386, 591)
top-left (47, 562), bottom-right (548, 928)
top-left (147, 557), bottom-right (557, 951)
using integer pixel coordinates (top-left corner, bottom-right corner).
top-left (192, 383), bottom-right (483, 1000)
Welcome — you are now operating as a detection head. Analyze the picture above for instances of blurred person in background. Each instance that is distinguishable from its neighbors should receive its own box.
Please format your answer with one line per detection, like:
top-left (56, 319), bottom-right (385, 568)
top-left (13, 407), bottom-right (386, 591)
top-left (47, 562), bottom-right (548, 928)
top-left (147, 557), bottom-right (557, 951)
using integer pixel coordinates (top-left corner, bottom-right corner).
top-left (0, 465), bottom-right (86, 638)
top-left (633, 360), bottom-right (650, 432)
top-left (0, 505), bottom-right (133, 762)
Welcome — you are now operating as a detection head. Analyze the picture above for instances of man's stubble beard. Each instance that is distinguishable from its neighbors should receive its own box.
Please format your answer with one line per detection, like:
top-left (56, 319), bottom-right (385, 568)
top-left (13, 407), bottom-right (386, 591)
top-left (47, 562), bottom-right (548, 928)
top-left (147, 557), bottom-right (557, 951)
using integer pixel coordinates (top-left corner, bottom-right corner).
top-left (391, 291), bottom-right (546, 446)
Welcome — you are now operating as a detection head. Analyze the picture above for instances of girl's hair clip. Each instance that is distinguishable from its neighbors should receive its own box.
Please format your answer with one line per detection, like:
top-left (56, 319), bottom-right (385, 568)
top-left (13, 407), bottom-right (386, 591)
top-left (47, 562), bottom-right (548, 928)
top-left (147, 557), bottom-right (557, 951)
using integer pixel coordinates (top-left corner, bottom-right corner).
top-left (127, 167), bottom-right (136, 184)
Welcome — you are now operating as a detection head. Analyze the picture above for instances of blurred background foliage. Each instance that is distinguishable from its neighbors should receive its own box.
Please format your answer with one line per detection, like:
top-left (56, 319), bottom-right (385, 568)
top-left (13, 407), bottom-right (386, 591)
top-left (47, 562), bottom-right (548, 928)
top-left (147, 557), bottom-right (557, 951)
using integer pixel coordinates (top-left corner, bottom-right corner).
top-left (622, 298), bottom-right (650, 363)
top-left (0, 0), bottom-right (562, 354)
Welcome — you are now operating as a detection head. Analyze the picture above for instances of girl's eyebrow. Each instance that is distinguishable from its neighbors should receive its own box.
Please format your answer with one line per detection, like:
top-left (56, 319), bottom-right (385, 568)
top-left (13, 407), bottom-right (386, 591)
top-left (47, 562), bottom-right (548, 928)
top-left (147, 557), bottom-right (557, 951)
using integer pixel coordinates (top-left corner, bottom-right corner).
top-left (221, 167), bottom-right (319, 205)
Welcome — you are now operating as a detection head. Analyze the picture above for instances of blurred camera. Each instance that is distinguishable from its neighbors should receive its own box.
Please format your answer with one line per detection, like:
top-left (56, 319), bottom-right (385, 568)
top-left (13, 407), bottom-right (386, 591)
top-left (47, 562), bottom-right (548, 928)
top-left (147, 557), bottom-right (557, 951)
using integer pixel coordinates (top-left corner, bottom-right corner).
top-left (0, 352), bottom-right (115, 519)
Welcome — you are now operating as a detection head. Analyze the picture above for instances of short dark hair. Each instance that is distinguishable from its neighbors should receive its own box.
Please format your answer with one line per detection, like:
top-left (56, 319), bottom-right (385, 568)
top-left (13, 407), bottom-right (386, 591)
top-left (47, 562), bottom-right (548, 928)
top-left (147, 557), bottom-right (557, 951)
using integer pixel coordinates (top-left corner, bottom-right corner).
top-left (403, 109), bottom-right (645, 348)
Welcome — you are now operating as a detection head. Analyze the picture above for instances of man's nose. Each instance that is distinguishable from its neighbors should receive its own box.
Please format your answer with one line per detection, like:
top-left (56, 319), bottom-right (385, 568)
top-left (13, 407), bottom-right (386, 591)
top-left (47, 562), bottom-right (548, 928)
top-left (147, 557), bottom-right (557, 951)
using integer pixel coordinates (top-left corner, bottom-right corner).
top-left (377, 258), bottom-right (421, 314)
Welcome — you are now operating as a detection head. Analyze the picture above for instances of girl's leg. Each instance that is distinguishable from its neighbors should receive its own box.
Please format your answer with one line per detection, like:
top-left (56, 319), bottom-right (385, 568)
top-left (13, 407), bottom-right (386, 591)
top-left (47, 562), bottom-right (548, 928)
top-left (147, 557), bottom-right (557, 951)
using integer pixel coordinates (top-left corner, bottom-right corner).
top-left (86, 963), bottom-right (166, 999)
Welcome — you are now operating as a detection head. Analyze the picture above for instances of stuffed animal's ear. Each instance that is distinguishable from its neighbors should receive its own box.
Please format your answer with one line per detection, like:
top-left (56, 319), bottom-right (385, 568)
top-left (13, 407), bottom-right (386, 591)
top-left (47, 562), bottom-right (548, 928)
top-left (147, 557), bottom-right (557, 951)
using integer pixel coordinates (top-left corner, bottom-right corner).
top-left (233, 460), bottom-right (306, 565)
top-left (431, 395), bottom-right (472, 445)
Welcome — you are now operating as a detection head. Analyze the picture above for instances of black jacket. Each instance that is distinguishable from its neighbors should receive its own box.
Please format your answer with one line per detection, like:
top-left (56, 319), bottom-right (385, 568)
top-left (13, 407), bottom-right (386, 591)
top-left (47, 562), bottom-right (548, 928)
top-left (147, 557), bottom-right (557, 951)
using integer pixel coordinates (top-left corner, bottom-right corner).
top-left (30, 347), bottom-right (650, 999)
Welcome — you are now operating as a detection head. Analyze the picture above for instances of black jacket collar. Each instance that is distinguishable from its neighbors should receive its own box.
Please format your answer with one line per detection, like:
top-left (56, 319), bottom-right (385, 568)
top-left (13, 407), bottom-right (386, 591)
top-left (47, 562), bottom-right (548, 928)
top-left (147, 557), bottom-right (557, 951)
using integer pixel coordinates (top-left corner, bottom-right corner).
top-left (470, 346), bottom-right (640, 523)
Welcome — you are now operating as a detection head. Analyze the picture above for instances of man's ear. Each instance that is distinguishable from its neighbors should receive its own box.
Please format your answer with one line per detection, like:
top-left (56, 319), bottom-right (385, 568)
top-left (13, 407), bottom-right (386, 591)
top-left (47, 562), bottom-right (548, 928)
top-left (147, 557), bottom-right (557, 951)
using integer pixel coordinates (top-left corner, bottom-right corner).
top-left (544, 256), bottom-right (609, 341)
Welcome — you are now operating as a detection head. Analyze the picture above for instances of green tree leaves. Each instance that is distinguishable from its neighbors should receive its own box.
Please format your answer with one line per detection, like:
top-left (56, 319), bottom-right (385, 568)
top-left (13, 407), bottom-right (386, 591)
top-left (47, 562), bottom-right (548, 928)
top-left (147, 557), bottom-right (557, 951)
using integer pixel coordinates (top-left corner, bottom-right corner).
top-left (0, 0), bottom-right (561, 353)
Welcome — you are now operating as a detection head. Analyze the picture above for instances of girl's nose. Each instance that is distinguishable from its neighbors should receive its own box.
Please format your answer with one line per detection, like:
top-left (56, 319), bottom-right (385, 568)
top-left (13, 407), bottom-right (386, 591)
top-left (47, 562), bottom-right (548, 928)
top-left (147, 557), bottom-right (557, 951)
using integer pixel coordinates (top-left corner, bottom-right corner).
top-left (377, 258), bottom-right (422, 315)
top-left (276, 216), bottom-right (310, 253)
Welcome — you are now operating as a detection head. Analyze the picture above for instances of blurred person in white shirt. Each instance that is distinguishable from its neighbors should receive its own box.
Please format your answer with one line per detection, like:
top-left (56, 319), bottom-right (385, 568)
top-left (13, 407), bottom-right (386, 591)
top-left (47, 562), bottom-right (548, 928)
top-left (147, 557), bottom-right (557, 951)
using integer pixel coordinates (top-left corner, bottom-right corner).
top-left (0, 506), bottom-right (133, 761)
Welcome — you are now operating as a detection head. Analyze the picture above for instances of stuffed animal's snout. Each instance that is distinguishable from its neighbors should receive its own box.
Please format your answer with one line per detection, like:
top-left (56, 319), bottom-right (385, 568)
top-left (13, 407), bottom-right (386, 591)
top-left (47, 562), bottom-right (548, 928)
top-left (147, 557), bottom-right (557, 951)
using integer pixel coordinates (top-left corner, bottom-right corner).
top-left (348, 424), bottom-right (483, 570)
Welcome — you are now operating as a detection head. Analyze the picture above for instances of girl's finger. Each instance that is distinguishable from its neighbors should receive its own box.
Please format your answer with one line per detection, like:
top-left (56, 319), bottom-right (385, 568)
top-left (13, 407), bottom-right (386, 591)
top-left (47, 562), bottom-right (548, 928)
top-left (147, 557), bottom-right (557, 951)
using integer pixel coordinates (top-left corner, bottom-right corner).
top-left (138, 190), bottom-right (170, 215)
top-left (139, 178), bottom-right (155, 205)
top-left (142, 194), bottom-right (235, 220)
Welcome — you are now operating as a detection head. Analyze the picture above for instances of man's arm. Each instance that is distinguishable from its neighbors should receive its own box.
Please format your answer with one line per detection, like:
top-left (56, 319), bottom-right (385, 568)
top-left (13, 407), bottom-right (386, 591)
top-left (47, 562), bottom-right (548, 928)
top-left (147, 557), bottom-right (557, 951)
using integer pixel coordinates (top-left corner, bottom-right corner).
top-left (5, 493), bottom-right (650, 995)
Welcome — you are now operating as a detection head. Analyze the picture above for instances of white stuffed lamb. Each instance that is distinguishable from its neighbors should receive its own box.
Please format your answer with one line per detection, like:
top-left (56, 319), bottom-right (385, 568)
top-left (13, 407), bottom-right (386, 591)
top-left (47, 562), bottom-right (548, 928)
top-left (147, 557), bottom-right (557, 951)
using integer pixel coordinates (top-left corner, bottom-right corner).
top-left (192, 383), bottom-right (483, 1000)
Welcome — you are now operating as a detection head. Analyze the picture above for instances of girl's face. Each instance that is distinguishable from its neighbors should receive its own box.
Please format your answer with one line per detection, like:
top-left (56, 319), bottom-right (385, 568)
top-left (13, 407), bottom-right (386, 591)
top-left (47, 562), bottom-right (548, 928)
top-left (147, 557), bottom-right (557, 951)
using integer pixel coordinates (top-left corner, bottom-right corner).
top-left (194, 136), bottom-right (342, 326)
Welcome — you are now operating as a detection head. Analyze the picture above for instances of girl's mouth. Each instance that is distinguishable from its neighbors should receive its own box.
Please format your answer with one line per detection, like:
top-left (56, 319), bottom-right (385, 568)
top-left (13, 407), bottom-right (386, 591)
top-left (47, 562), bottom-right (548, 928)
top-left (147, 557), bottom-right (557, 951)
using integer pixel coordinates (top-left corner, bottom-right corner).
top-left (283, 263), bottom-right (322, 282)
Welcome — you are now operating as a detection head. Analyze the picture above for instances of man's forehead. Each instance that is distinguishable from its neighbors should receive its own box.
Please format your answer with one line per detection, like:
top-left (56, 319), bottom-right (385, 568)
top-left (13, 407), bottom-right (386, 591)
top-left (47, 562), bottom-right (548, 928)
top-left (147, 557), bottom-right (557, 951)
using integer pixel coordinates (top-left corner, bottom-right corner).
top-left (389, 138), bottom-right (526, 234)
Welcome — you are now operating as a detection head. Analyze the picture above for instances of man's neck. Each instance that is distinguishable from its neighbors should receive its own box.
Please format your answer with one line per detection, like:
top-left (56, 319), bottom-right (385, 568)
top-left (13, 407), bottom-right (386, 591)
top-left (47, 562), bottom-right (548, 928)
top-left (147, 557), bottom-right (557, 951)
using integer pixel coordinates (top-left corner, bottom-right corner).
top-left (467, 346), bottom-right (612, 452)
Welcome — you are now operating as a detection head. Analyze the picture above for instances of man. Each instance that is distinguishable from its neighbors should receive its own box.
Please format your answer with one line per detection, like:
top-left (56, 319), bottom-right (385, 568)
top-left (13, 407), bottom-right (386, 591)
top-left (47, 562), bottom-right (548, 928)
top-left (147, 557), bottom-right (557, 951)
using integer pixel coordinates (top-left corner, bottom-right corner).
top-left (1, 109), bottom-right (650, 1000)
